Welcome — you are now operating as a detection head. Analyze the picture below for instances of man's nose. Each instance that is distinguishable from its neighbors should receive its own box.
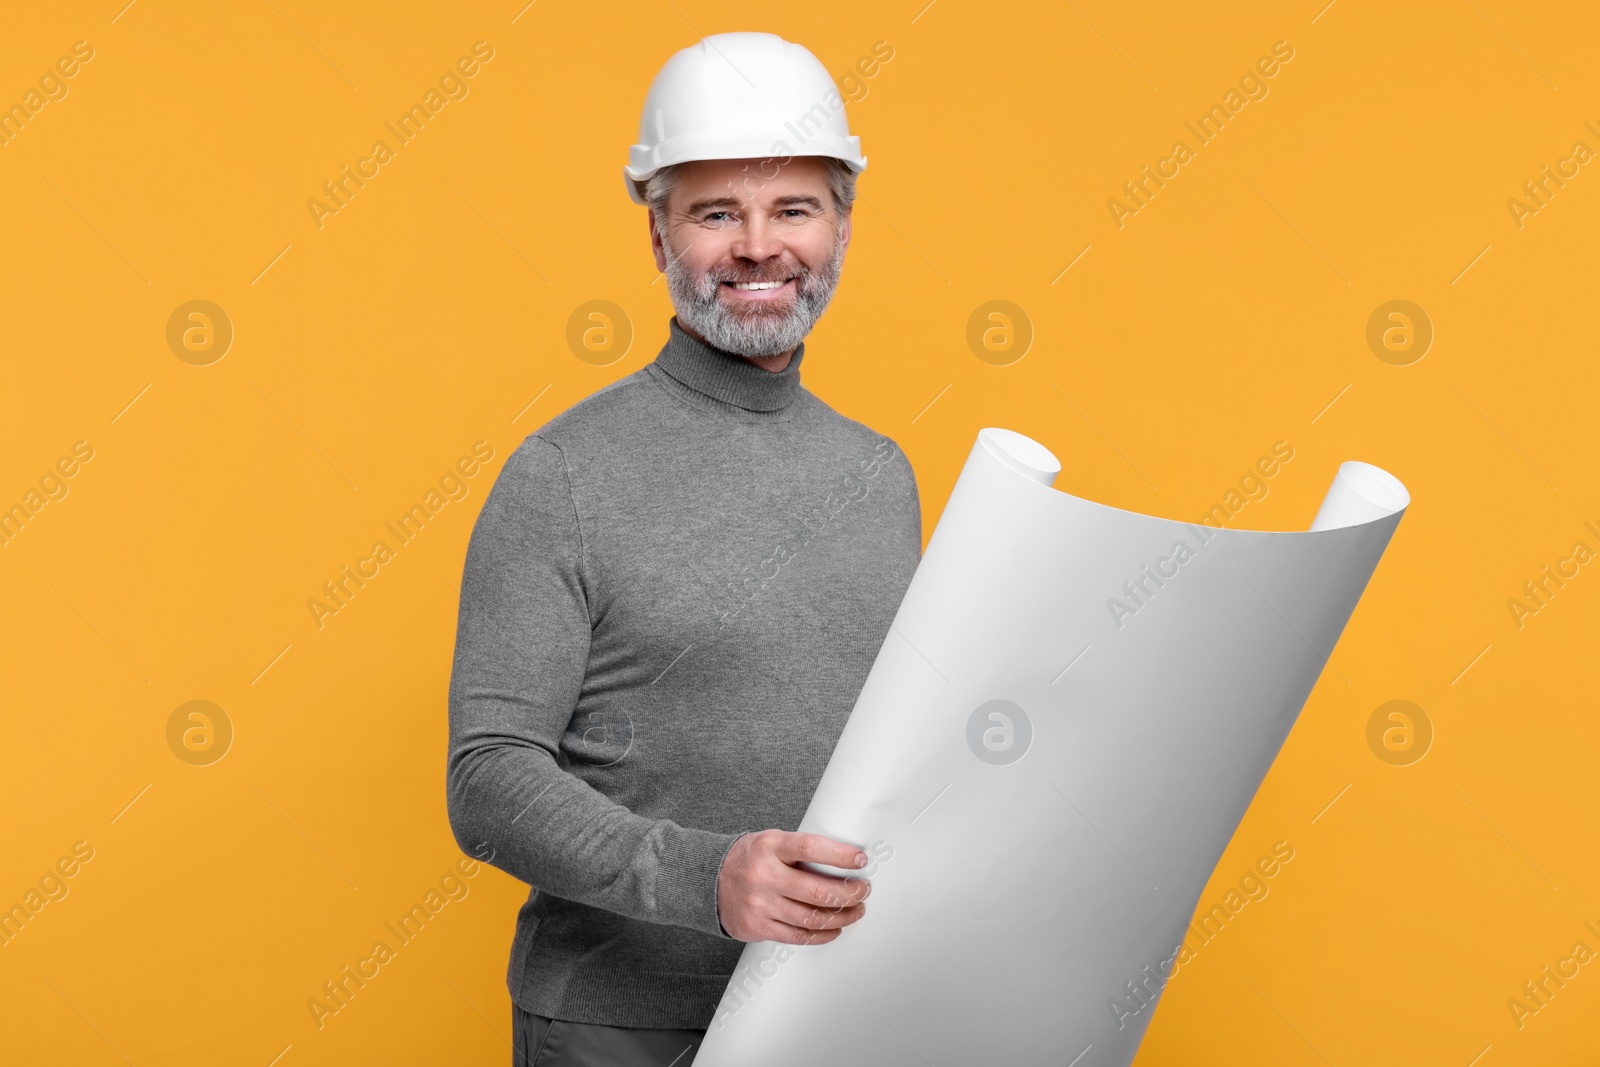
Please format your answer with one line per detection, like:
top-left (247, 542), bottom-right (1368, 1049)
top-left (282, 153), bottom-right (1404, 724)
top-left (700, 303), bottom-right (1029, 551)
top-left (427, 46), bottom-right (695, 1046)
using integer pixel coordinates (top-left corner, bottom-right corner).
top-left (730, 213), bottom-right (783, 264)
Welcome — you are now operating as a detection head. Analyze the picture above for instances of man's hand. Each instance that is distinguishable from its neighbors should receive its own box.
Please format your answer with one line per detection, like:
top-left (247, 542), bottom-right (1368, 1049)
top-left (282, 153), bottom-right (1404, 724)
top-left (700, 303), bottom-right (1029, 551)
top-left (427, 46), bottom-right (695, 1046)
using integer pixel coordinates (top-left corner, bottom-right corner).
top-left (717, 830), bottom-right (873, 944)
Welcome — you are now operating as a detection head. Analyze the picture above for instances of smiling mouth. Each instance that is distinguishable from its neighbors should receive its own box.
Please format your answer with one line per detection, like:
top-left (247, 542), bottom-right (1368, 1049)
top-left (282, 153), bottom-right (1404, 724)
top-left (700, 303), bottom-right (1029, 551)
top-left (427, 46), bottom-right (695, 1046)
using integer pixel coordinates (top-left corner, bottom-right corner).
top-left (720, 277), bottom-right (797, 303)
top-left (723, 278), bottom-right (793, 291)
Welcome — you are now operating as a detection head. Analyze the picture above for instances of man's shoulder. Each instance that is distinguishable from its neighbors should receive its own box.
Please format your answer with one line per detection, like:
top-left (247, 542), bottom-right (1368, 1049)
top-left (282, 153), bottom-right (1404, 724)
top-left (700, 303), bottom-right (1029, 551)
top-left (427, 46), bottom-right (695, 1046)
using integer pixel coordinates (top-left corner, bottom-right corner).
top-left (484, 369), bottom-right (660, 492)
top-left (525, 366), bottom-right (661, 451)
top-left (800, 388), bottom-right (916, 479)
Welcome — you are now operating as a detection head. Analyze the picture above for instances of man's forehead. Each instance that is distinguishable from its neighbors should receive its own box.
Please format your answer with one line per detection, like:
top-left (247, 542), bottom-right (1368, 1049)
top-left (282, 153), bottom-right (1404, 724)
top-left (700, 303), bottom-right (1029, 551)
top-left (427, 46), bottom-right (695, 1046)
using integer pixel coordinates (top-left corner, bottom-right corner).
top-left (672, 156), bottom-right (831, 208)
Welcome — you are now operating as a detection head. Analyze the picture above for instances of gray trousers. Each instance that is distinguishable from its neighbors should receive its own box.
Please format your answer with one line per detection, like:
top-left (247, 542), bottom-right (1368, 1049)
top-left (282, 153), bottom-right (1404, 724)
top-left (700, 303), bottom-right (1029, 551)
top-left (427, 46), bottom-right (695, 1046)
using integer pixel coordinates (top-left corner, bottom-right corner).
top-left (512, 1004), bottom-right (705, 1066)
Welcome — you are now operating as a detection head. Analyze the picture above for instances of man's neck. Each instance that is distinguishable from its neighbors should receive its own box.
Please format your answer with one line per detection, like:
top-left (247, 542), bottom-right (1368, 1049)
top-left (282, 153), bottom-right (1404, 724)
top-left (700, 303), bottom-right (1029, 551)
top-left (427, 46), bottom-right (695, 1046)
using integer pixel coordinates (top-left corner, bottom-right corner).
top-left (674, 316), bottom-right (794, 373)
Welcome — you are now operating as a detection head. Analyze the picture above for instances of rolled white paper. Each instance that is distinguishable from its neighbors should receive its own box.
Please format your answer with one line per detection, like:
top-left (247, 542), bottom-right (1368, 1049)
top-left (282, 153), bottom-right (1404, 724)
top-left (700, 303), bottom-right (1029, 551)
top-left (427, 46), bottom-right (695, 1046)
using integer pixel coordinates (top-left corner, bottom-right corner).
top-left (694, 428), bottom-right (1408, 1067)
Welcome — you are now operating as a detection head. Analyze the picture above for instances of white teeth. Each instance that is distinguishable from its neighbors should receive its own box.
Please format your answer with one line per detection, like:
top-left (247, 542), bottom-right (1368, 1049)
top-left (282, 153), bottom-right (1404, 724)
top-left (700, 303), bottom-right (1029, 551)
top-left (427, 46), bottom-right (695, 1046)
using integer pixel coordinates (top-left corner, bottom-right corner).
top-left (730, 280), bottom-right (787, 290)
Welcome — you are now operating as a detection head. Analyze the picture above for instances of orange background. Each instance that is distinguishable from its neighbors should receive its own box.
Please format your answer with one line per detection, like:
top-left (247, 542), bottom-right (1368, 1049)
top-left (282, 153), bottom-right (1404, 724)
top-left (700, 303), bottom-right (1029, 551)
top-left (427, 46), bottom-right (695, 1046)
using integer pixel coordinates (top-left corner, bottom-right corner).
top-left (3, 1), bottom-right (1597, 1064)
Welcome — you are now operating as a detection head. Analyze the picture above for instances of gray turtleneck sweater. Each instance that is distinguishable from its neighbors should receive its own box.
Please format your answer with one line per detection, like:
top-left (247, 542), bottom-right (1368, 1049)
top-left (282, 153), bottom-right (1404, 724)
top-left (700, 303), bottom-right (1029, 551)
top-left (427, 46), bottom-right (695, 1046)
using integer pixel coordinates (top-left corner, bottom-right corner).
top-left (446, 319), bottom-right (923, 1029)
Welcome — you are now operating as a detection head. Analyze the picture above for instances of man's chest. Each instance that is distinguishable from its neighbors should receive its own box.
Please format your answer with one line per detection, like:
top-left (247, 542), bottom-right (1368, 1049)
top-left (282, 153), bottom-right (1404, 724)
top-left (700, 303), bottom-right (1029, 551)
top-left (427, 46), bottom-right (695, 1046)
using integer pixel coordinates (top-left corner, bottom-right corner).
top-left (573, 438), bottom-right (921, 690)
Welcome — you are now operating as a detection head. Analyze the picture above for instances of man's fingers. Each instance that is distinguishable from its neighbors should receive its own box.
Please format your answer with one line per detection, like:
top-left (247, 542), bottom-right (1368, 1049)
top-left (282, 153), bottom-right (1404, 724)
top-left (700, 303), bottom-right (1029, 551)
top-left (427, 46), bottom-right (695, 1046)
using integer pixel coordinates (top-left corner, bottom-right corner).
top-left (769, 895), bottom-right (865, 932)
top-left (719, 830), bottom-right (874, 945)
top-left (778, 867), bottom-right (872, 910)
top-left (755, 918), bottom-right (845, 947)
top-left (775, 830), bottom-right (867, 871)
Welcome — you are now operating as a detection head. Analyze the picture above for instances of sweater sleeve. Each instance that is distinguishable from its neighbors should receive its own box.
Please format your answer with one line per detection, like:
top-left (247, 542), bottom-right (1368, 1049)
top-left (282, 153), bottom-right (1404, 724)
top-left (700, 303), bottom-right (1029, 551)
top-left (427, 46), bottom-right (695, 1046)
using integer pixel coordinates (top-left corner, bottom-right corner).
top-left (446, 434), bottom-right (742, 940)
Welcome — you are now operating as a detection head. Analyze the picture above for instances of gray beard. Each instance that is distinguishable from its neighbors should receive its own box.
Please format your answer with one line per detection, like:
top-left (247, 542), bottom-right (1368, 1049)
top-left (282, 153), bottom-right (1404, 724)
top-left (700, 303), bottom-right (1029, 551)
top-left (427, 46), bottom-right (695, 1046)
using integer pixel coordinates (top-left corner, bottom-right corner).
top-left (662, 233), bottom-right (845, 358)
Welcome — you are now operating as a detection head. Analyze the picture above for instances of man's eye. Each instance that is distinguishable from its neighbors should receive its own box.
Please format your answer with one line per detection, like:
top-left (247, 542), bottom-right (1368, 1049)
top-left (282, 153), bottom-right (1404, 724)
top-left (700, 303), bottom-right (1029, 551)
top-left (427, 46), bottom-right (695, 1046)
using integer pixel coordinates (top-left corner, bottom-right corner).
top-left (781, 209), bottom-right (806, 218)
top-left (705, 211), bottom-right (733, 222)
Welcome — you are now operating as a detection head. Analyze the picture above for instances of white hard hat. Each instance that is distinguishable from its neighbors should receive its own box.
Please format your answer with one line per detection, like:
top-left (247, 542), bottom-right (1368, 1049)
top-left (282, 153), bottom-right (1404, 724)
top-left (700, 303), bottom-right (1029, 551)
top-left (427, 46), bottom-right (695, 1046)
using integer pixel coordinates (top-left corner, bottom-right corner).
top-left (624, 32), bottom-right (867, 205)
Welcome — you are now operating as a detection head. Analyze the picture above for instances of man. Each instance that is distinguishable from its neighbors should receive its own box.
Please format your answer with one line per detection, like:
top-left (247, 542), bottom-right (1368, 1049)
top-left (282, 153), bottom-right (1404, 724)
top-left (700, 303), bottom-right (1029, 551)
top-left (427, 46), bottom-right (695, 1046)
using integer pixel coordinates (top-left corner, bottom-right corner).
top-left (447, 31), bottom-right (922, 1066)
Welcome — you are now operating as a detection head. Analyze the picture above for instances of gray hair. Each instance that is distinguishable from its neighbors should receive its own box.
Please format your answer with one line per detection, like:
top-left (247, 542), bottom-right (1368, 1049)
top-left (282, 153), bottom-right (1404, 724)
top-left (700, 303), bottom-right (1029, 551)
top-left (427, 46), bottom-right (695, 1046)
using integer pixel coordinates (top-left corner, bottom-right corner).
top-left (641, 156), bottom-right (857, 227)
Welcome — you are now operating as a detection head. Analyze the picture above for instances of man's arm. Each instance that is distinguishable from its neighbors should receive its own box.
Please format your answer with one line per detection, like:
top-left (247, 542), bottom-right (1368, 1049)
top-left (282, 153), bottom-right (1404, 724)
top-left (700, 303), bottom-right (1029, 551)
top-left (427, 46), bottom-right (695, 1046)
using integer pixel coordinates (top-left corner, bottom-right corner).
top-left (445, 434), bottom-right (741, 939)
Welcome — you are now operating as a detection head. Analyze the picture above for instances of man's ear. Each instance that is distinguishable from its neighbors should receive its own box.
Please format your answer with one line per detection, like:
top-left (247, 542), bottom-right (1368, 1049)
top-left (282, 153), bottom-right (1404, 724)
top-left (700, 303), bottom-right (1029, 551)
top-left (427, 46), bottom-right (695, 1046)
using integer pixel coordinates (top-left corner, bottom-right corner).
top-left (649, 210), bottom-right (668, 273)
top-left (839, 207), bottom-right (852, 254)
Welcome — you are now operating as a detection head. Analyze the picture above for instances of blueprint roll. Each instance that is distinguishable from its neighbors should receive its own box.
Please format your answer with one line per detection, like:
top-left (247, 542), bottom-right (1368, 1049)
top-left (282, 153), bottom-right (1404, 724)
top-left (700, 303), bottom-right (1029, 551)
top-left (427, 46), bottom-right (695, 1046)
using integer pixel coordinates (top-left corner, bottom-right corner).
top-left (694, 428), bottom-right (1409, 1067)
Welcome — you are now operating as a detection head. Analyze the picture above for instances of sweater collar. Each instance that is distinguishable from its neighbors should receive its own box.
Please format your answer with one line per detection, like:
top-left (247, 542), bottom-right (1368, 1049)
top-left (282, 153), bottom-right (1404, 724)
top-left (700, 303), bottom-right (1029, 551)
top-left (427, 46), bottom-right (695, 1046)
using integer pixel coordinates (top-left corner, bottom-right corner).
top-left (650, 317), bottom-right (806, 413)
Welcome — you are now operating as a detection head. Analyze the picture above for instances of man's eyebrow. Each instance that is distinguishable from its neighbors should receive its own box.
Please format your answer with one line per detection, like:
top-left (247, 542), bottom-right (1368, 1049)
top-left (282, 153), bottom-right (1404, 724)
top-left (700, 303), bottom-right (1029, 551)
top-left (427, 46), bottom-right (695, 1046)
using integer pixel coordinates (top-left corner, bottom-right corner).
top-left (683, 196), bottom-right (741, 215)
top-left (773, 194), bottom-right (824, 210)
top-left (681, 193), bottom-right (826, 215)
